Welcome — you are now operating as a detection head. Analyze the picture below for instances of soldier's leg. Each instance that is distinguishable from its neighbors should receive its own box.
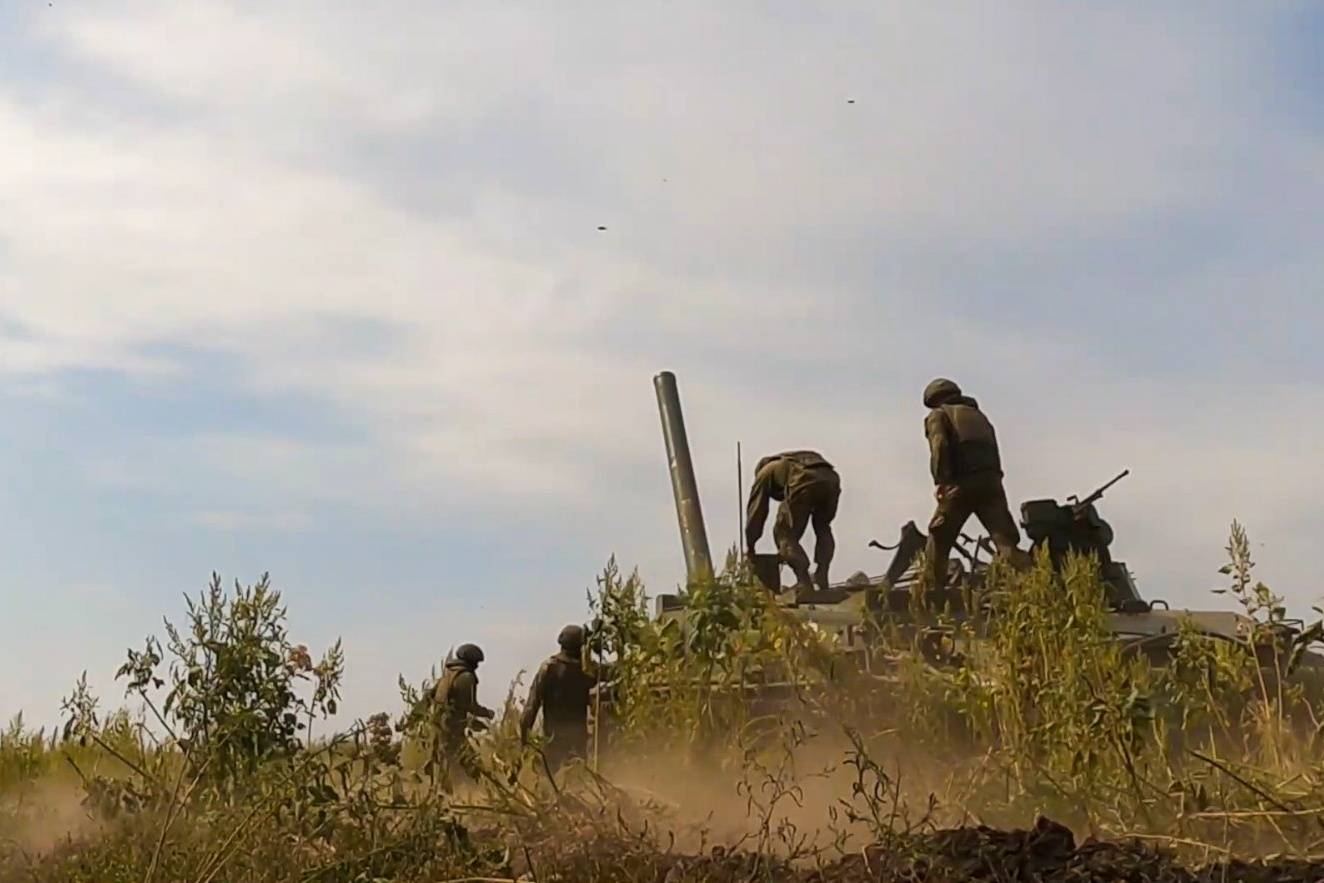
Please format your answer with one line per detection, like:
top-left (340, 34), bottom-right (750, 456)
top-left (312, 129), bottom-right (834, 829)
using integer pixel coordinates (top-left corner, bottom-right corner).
top-left (541, 729), bottom-right (586, 777)
top-left (972, 479), bottom-right (1030, 568)
top-left (925, 484), bottom-right (973, 589)
top-left (456, 736), bottom-right (484, 782)
top-left (810, 480), bottom-right (841, 592)
top-left (540, 737), bottom-right (568, 778)
top-left (554, 727), bottom-right (589, 770)
top-left (436, 728), bottom-right (463, 791)
top-left (773, 499), bottom-right (813, 590)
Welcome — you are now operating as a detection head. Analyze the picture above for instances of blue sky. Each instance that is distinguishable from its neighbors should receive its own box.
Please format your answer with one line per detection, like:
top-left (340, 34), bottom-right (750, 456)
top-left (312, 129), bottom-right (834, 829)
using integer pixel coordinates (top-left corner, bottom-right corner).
top-left (1, 1), bottom-right (1321, 727)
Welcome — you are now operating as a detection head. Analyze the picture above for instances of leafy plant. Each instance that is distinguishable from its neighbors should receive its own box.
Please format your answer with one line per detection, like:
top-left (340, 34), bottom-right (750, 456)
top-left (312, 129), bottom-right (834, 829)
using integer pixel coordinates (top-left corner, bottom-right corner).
top-left (66, 573), bottom-right (343, 806)
top-left (12, 522), bottom-right (1324, 881)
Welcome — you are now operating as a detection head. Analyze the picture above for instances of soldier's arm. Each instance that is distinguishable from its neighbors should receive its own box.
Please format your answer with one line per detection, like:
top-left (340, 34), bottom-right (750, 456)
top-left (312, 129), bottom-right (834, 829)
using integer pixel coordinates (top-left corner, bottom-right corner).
top-left (744, 467), bottom-right (773, 551)
top-left (519, 664), bottom-right (547, 740)
top-left (457, 671), bottom-right (494, 720)
top-left (925, 412), bottom-right (953, 485)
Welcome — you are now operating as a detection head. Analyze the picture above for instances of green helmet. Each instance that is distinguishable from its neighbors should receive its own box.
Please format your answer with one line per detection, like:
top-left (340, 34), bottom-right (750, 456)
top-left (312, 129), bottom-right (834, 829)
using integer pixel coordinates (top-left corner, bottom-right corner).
top-left (557, 624), bottom-right (585, 653)
top-left (923, 378), bottom-right (962, 408)
top-left (455, 643), bottom-right (485, 666)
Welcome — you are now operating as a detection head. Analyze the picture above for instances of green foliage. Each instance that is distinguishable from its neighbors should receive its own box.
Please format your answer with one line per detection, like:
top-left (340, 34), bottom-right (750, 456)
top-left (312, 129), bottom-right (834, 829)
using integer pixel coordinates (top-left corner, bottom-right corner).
top-left (113, 573), bottom-right (344, 799)
top-left (11, 522), bottom-right (1324, 881)
top-left (1216, 520), bottom-right (1285, 623)
top-left (949, 551), bottom-right (1154, 823)
top-left (0, 714), bottom-right (53, 791)
top-left (588, 555), bottom-right (838, 756)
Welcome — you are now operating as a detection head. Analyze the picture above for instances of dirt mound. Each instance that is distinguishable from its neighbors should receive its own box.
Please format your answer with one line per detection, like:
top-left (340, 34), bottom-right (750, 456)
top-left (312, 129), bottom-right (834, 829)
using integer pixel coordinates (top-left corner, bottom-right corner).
top-left (652, 818), bottom-right (1324, 882)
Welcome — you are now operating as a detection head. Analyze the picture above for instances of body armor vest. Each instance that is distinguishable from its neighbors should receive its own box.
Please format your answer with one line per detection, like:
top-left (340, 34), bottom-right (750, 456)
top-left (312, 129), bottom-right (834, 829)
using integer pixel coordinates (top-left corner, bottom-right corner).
top-left (538, 655), bottom-right (594, 730)
top-left (938, 403), bottom-right (1002, 477)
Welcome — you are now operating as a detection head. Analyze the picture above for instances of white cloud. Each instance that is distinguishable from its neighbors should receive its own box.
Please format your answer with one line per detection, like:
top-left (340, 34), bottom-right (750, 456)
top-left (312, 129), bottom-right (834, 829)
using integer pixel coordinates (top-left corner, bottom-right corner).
top-left (192, 509), bottom-right (313, 533)
top-left (1, 2), bottom-right (1321, 722)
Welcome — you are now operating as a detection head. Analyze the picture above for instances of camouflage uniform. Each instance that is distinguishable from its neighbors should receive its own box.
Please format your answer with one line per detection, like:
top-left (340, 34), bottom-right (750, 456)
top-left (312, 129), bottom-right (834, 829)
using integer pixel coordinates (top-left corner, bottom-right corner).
top-left (922, 379), bottom-right (1026, 588)
top-left (520, 625), bottom-right (600, 772)
top-left (434, 644), bottom-right (494, 786)
top-left (745, 451), bottom-right (841, 592)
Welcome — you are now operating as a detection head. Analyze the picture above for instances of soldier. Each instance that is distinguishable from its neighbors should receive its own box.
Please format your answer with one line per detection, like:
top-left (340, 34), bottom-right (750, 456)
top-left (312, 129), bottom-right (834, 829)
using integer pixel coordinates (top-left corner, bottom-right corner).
top-left (921, 378), bottom-right (1028, 588)
top-left (519, 624), bottom-right (600, 773)
top-left (745, 450), bottom-right (841, 592)
top-left (434, 642), bottom-right (494, 786)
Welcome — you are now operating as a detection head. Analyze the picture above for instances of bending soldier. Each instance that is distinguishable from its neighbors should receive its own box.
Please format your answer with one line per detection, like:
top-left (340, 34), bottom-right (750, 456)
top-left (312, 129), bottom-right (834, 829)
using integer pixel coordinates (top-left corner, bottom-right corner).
top-left (519, 625), bottom-right (600, 773)
top-left (745, 450), bottom-right (841, 592)
top-left (922, 379), bottom-right (1029, 588)
top-left (434, 642), bottom-right (494, 786)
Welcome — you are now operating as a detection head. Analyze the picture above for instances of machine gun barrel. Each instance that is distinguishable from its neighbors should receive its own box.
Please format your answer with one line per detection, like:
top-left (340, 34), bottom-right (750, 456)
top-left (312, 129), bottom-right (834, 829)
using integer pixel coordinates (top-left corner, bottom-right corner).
top-left (1071, 469), bottom-right (1129, 515)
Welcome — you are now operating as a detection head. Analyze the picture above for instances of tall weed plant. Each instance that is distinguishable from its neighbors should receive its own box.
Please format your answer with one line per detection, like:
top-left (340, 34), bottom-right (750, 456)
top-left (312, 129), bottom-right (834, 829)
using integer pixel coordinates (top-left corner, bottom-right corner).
top-left (7, 524), bottom-right (1324, 881)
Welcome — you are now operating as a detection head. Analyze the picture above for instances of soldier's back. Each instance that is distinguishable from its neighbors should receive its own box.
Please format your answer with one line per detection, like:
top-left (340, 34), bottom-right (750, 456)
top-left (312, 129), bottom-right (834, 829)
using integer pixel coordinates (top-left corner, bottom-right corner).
top-left (537, 654), bottom-right (595, 728)
top-left (934, 399), bottom-right (1001, 477)
top-left (777, 450), bottom-right (833, 471)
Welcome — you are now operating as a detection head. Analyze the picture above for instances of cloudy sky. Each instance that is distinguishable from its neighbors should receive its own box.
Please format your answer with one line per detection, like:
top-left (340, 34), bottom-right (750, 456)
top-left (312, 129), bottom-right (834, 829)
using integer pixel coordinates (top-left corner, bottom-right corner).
top-left (2, 2), bottom-right (1321, 727)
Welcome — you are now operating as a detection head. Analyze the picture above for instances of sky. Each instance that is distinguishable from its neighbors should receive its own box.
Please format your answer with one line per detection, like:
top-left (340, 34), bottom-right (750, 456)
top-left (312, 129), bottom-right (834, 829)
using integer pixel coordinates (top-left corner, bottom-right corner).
top-left (1, 1), bottom-right (1322, 728)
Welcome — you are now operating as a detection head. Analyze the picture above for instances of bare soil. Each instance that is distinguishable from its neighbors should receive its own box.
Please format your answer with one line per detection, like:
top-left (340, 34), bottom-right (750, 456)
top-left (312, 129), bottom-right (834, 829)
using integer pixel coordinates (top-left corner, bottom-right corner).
top-left (656, 818), bottom-right (1324, 882)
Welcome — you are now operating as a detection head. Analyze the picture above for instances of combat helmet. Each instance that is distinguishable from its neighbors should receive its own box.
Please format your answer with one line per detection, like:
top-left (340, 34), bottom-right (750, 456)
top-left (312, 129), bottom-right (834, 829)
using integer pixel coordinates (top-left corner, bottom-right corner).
top-left (454, 643), bottom-right (485, 666)
top-left (557, 624), bottom-right (585, 653)
top-left (923, 378), bottom-right (962, 408)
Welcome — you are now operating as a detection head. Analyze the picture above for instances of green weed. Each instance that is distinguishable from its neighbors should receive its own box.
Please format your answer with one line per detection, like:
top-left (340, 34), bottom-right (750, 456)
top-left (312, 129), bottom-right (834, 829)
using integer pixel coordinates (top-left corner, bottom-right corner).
top-left (5, 525), bottom-right (1324, 881)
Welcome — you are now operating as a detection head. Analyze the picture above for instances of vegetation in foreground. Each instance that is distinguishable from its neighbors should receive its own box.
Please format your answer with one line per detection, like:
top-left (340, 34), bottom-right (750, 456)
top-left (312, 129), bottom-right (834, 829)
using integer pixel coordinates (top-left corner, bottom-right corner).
top-left (4, 523), bottom-right (1324, 881)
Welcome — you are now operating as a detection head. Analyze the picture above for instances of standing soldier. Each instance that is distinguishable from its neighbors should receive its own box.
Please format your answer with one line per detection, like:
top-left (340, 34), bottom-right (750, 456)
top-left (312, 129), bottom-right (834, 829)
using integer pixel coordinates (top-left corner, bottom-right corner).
top-left (519, 625), bottom-right (600, 773)
top-left (745, 450), bottom-right (841, 592)
top-left (921, 378), bottom-right (1028, 588)
top-left (434, 642), bottom-right (494, 787)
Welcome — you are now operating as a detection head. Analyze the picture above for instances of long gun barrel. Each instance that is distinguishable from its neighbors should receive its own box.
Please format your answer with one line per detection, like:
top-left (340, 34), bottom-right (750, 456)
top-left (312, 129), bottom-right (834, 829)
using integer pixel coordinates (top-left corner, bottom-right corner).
top-left (1071, 469), bottom-right (1129, 515)
top-left (654, 371), bottom-right (714, 585)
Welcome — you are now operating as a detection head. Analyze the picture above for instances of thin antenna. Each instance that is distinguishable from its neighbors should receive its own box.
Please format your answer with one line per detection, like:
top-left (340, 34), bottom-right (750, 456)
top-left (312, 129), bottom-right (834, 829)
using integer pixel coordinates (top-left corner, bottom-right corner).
top-left (736, 441), bottom-right (743, 565)
top-left (592, 586), bottom-right (603, 773)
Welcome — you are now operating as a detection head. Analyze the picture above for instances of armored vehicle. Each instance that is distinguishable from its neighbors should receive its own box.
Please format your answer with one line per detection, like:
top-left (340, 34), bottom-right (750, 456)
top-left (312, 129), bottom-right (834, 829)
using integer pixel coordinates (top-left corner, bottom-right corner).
top-left (590, 372), bottom-right (1322, 727)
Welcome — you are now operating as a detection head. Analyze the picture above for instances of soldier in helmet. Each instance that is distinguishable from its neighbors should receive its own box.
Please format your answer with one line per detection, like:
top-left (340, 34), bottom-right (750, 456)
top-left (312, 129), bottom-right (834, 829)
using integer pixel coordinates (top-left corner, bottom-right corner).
top-left (434, 642), bottom-right (494, 786)
top-left (922, 379), bottom-right (1028, 588)
top-left (519, 624), bottom-right (601, 773)
top-left (745, 450), bottom-right (841, 592)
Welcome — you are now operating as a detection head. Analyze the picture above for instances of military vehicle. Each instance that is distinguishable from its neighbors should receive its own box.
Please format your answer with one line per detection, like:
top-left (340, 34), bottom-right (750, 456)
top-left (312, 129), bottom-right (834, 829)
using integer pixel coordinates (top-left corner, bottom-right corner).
top-left (589, 372), bottom-right (1322, 729)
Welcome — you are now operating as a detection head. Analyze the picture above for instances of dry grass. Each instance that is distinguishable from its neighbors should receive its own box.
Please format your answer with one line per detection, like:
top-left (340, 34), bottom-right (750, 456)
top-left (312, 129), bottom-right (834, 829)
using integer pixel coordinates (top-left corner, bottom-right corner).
top-left (4, 523), bottom-right (1324, 881)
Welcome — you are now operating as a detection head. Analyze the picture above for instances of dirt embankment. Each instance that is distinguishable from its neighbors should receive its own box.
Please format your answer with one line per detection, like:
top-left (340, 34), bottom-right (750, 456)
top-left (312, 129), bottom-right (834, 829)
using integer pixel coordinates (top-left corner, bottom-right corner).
top-left (660, 818), bottom-right (1324, 882)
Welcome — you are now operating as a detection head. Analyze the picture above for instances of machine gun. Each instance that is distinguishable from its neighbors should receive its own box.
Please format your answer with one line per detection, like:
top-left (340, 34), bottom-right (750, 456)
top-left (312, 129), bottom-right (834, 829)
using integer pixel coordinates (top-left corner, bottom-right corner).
top-left (1021, 468), bottom-right (1144, 608)
top-left (1068, 469), bottom-right (1129, 517)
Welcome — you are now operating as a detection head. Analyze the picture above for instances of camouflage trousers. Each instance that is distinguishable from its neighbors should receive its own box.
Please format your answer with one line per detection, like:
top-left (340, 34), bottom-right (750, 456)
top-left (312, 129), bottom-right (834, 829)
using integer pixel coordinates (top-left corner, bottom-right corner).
top-left (925, 473), bottom-right (1026, 588)
top-left (537, 726), bottom-right (589, 776)
top-left (773, 468), bottom-right (841, 591)
top-left (437, 727), bottom-right (483, 790)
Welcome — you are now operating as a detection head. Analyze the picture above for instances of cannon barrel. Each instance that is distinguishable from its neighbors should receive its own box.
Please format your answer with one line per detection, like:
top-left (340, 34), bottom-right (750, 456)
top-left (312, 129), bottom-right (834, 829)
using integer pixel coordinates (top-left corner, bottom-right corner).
top-left (654, 371), bottom-right (714, 585)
